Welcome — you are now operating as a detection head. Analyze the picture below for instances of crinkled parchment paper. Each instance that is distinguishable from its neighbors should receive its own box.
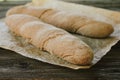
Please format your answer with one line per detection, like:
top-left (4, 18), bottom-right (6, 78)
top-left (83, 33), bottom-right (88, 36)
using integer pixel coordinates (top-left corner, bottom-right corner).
top-left (0, 19), bottom-right (120, 69)
top-left (0, 1), bottom-right (120, 69)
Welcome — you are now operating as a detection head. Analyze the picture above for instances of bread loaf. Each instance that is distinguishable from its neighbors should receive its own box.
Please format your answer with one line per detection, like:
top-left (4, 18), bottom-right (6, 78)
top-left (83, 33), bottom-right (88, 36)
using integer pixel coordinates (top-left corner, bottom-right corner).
top-left (5, 14), bottom-right (93, 65)
top-left (6, 6), bottom-right (114, 38)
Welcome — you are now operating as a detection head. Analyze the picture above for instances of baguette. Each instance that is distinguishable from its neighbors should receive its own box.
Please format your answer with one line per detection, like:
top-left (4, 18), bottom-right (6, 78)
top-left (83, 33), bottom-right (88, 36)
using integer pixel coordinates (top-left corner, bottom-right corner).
top-left (6, 6), bottom-right (114, 38)
top-left (5, 14), bottom-right (93, 65)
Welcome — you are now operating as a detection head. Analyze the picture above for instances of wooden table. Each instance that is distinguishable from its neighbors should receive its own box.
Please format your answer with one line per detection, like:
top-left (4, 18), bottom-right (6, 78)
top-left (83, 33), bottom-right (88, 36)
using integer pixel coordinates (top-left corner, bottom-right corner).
top-left (0, 1), bottom-right (120, 80)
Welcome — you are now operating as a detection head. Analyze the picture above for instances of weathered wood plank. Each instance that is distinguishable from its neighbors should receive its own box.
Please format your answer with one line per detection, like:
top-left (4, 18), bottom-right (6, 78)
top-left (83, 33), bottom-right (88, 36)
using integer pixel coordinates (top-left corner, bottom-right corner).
top-left (63, 0), bottom-right (120, 9)
top-left (0, 1), bottom-right (29, 6)
top-left (0, 1), bottom-right (120, 80)
top-left (0, 43), bottom-right (119, 79)
top-left (0, 11), bottom-right (7, 18)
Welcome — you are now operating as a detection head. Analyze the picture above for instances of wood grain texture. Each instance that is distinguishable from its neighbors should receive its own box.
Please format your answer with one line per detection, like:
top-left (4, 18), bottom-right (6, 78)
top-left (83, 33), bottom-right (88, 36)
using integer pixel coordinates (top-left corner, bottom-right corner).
top-left (0, 1), bottom-right (120, 80)
top-left (63, 0), bottom-right (120, 10)
top-left (0, 42), bottom-right (120, 79)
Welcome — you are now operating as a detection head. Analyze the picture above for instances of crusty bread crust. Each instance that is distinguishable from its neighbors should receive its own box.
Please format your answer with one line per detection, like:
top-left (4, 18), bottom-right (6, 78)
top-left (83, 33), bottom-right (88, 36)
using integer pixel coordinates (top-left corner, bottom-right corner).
top-left (6, 6), bottom-right (114, 38)
top-left (5, 14), bottom-right (93, 65)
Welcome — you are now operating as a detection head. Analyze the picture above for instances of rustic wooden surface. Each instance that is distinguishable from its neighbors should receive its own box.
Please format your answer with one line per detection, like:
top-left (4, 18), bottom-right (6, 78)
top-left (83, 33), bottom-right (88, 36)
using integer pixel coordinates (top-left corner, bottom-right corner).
top-left (0, 1), bottom-right (120, 80)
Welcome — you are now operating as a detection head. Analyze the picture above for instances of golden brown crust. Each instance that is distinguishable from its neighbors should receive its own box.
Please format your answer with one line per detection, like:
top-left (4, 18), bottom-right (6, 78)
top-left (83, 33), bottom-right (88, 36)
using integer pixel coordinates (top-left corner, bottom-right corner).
top-left (5, 14), bottom-right (40, 35)
top-left (40, 9), bottom-right (114, 38)
top-left (5, 14), bottom-right (93, 65)
top-left (6, 5), bottom-right (114, 38)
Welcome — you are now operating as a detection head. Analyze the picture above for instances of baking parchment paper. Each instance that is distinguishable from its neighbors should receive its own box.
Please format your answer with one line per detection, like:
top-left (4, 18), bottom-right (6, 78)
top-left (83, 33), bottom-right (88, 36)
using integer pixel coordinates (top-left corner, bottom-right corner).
top-left (0, 0), bottom-right (120, 69)
top-left (0, 18), bottom-right (120, 69)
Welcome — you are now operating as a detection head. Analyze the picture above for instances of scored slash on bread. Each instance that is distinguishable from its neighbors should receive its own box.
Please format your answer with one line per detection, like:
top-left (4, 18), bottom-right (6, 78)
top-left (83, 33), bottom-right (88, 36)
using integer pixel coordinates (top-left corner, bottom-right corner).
top-left (6, 5), bottom-right (114, 38)
top-left (5, 14), bottom-right (93, 65)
